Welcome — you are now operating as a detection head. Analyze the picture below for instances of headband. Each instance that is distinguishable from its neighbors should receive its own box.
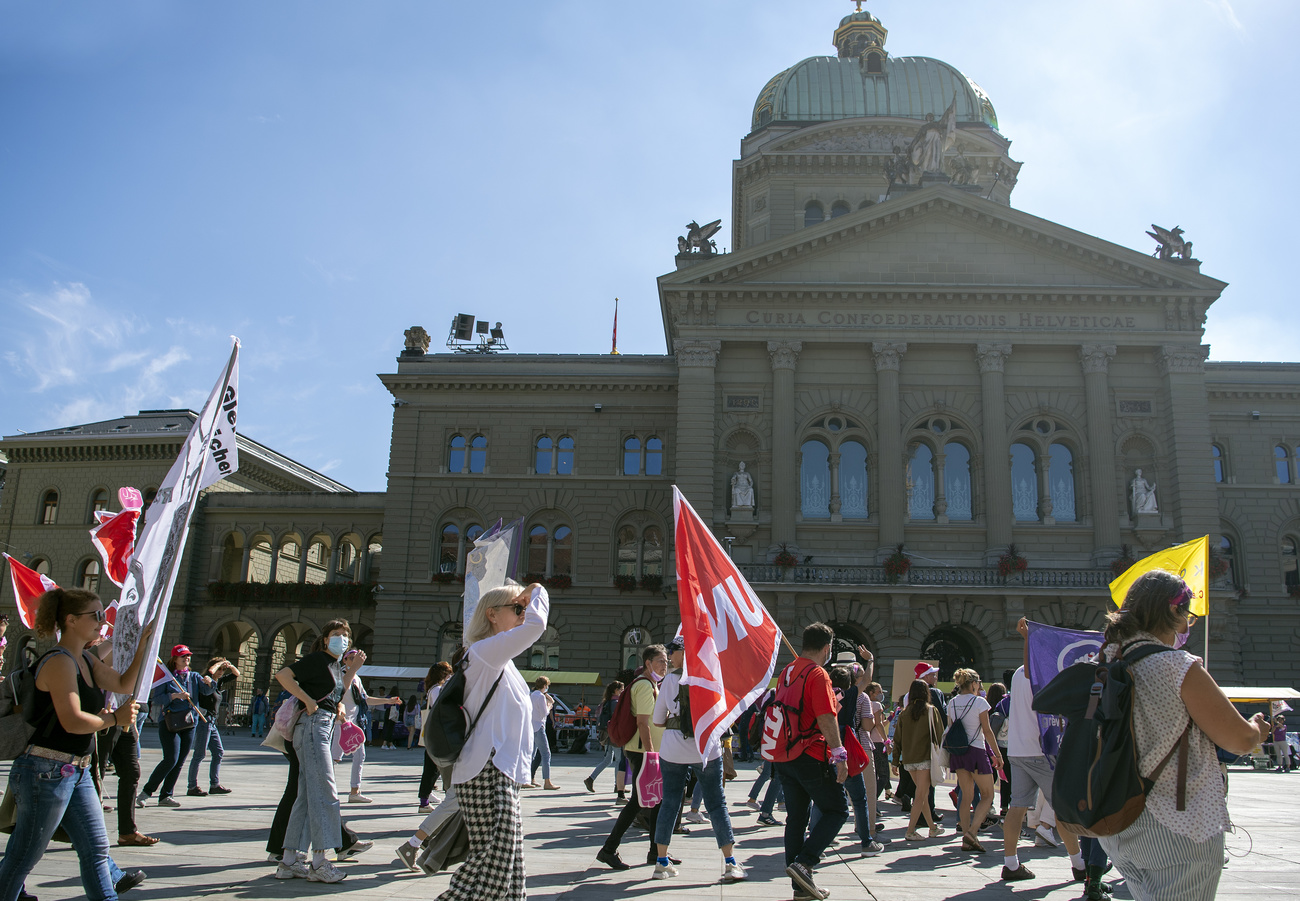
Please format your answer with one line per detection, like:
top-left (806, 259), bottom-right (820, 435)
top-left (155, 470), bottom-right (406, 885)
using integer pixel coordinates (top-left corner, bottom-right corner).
top-left (1170, 584), bottom-right (1194, 609)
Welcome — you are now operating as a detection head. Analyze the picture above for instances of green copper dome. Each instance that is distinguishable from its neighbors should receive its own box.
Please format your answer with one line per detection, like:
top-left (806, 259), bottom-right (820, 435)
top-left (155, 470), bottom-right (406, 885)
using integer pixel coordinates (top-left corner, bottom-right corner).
top-left (751, 54), bottom-right (999, 134)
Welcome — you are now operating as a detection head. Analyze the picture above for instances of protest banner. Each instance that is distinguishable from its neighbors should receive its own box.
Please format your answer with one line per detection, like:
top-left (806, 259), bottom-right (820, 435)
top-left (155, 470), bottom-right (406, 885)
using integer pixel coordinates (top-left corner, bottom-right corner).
top-left (462, 517), bottom-right (524, 631)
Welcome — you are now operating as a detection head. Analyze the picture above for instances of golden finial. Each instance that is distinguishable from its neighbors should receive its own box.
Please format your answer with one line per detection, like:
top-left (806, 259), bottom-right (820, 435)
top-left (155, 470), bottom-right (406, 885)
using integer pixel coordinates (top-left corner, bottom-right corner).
top-left (852, 0), bottom-right (865, 11)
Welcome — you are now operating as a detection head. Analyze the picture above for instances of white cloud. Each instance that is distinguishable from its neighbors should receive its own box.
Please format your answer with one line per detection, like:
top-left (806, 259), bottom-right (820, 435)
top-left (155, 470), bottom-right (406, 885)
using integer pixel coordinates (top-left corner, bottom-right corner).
top-left (317, 458), bottom-right (343, 473)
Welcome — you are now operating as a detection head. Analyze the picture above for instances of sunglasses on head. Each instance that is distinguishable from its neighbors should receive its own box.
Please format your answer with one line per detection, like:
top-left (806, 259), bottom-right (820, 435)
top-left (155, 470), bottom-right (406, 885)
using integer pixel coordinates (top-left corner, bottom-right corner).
top-left (494, 603), bottom-right (527, 617)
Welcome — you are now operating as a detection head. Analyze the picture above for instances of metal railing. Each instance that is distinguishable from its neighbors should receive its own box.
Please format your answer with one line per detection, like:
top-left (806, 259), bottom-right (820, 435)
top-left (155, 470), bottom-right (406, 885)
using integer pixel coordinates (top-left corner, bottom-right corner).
top-left (738, 564), bottom-right (1111, 590)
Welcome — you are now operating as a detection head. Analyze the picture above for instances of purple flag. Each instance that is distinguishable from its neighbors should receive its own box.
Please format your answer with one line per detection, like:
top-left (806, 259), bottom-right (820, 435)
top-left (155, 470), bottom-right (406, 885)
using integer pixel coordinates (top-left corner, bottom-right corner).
top-left (1026, 621), bottom-right (1103, 764)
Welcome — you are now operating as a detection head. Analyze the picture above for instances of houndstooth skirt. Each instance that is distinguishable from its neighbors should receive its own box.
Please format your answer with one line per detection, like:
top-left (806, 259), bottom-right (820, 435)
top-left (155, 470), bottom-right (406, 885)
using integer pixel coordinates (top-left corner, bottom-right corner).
top-left (436, 763), bottom-right (525, 901)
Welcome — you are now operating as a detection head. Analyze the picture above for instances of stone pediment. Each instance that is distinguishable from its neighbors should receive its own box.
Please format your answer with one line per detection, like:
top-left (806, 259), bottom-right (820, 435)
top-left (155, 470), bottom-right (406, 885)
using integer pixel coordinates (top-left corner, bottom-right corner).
top-left (661, 186), bottom-right (1225, 296)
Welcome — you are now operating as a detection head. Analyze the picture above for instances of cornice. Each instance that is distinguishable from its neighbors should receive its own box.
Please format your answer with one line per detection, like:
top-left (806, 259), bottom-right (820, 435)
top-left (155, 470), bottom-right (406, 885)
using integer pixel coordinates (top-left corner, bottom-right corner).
top-left (1, 442), bottom-right (182, 464)
top-left (381, 378), bottom-right (676, 393)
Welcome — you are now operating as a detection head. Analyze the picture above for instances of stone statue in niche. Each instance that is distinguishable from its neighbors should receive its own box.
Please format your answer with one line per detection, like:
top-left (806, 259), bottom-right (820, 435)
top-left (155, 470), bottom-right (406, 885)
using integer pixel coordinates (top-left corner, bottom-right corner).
top-left (1131, 469), bottom-right (1159, 515)
top-left (731, 462), bottom-right (755, 510)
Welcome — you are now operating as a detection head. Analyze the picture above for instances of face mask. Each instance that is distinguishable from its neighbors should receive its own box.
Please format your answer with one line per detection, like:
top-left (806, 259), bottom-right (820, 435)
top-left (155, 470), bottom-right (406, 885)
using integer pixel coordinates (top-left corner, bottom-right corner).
top-left (1173, 630), bottom-right (1189, 650)
top-left (328, 635), bottom-right (350, 657)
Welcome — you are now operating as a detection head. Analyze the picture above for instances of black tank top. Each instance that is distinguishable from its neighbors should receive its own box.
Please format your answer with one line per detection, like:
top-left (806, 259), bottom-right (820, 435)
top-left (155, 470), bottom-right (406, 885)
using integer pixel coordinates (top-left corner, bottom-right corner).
top-left (30, 648), bottom-right (104, 757)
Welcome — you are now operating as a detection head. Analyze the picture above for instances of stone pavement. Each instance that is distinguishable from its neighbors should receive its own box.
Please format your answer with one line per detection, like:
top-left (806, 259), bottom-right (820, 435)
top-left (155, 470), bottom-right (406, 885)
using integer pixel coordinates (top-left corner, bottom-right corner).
top-left (3, 731), bottom-right (1297, 900)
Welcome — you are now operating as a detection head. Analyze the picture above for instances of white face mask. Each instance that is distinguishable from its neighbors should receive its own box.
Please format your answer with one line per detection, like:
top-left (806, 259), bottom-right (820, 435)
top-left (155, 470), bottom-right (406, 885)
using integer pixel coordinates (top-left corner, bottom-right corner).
top-left (327, 634), bottom-right (350, 657)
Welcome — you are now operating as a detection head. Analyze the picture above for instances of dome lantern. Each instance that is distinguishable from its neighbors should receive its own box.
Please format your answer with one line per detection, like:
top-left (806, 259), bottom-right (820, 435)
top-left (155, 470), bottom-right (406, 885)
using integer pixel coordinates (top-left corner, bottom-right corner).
top-left (834, 3), bottom-right (888, 74)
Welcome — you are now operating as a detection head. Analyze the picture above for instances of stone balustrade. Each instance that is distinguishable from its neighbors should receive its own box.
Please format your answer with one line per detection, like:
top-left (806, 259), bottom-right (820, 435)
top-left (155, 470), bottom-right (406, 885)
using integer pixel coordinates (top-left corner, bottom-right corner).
top-left (738, 563), bottom-right (1111, 589)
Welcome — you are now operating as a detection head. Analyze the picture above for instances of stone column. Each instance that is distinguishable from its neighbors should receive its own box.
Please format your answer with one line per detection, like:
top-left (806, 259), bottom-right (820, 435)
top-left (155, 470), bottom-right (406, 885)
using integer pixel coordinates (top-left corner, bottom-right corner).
top-left (239, 541), bottom-right (252, 582)
top-left (676, 340), bottom-right (722, 523)
top-left (1157, 345), bottom-right (1218, 539)
top-left (829, 450), bottom-right (842, 520)
top-left (1079, 345), bottom-right (1120, 560)
top-left (976, 344), bottom-right (1013, 556)
top-left (769, 341), bottom-right (802, 546)
top-left (873, 342), bottom-right (907, 552)
top-left (267, 537), bottom-right (279, 584)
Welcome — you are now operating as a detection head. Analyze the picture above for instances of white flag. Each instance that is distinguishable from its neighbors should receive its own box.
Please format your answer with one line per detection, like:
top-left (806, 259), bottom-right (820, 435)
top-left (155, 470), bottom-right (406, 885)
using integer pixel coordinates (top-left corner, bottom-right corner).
top-left (112, 338), bottom-right (240, 701)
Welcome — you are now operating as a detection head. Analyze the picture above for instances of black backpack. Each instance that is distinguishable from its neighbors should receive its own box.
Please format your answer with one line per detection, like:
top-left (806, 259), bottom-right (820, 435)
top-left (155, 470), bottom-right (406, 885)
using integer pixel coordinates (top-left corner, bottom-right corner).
top-left (1033, 639), bottom-right (1190, 838)
top-left (748, 690), bottom-right (776, 749)
top-left (423, 657), bottom-right (504, 770)
top-left (942, 696), bottom-right (977, 754)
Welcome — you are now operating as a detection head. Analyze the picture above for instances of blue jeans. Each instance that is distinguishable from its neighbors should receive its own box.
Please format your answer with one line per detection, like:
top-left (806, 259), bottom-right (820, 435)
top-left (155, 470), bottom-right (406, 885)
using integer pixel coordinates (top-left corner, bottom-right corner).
top-left (809, 771), bottom-right (871, 844)
top-left (142, 723), bottom-right (194, 798)
top-left (776, 753), bottom-right (849, 882)
top-left (654, 758), bottom-right (734, 849)
top-left (531, 726), bottom-right (551, 781)
top-left (250, 712), bottom-right (267, 737)
top-left (285, 710), bottom-right (342, 853)
top-left (0, 755), bottom-right (117, 901)
top-left (188, 716), bottom-right (225, 789)
top-left (587, 743), bottom-right (623, 781)
top-left (754, 761), bottom-right (785, 814)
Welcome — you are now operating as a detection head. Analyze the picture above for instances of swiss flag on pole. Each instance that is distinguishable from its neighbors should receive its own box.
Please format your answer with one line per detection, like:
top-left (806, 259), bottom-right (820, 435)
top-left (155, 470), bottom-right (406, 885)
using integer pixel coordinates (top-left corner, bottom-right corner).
top-left (673, 487), bottom-right (782, 758)
top-left (3, 554), bottom-right (58, 629)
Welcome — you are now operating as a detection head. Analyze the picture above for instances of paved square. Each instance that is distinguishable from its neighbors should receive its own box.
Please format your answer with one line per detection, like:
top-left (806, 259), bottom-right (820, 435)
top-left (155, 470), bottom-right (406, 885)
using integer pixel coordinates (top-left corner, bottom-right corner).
top-left (3, 732), bottom-right (1296, 899)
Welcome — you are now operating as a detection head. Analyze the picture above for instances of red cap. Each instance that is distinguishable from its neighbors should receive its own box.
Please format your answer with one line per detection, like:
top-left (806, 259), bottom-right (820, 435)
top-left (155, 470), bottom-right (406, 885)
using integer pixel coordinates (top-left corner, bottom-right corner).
top-left (171, 644), bottom-right (193, 657)
top-left (914, 662), bottom-right (938, 679)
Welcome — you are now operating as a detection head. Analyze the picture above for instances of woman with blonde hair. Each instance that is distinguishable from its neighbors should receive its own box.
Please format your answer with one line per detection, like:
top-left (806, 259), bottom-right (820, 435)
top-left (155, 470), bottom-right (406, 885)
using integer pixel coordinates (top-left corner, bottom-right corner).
top-left (946, 668), bottom-right (1002, 853)
top-left (1095, 570), bottom-right (1268, 901)
top-left (891, 679), bottom-right (945, 841)
top-left (434, 581), bottom-right (549, 901)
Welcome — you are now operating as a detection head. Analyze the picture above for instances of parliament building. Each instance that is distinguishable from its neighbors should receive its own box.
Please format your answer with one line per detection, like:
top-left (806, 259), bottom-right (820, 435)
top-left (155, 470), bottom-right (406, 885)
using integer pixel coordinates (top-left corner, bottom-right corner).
top-left (3, 10), bottom-right (1299, 705)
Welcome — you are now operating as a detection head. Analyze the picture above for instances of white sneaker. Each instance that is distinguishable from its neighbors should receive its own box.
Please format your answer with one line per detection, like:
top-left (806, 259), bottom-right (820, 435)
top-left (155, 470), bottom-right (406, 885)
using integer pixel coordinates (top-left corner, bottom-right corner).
top-left (862, 840), bottom-right (884, 856)
top-left (652, 862), bottom-right (679, 880)
top-left (348, 793), bottom-right (373, 804)
top-left (135, 792), bottom-right (151, 808)
top-left (684, 810), bottom-right (707, 824)
top-left (722, 861), bottom-right (747, 883)
top-left (275, 860), bottom-right (309, 880)
top-left (307, 861), bottom-right (346, 883)
top-left (1035, 825), bottom-right (1059, 848)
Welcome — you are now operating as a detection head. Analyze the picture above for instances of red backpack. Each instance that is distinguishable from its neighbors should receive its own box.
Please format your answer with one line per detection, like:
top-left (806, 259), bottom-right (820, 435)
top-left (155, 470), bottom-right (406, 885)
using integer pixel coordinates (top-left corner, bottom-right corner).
top-left (606, 674), bottom-right (654, 748)
top-left (760, 660), bottom-right (820, 763)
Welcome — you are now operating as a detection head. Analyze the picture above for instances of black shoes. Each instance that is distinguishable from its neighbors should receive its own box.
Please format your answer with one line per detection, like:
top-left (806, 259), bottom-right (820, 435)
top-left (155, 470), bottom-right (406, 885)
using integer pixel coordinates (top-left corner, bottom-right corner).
top-left (209, 784), bottom-right (232, 794)
top-left (1000, 864), bottom-right (1035, 882)
top-left (596, 848), bottom-right (629, 870)
top-left (187, 787), bottom-right (207, 797)
top-left (115, 869), bottom-right (147, 894)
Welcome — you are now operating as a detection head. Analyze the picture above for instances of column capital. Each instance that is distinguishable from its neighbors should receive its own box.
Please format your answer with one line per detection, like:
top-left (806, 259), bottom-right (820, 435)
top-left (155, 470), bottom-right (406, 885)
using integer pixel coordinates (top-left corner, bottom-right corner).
top-left (1156, 344), bottom-right (1208, 375)
top-left (975, 343), bottom-right (1012, 373)
top-left (767, 340), bottom-right (803, 371)
top-left (675, 339), bottom-right (721, 368)
top-left (871, 341), bottom-right (908, 372)
top-left (1079, 344), bottom-right (1117, 374)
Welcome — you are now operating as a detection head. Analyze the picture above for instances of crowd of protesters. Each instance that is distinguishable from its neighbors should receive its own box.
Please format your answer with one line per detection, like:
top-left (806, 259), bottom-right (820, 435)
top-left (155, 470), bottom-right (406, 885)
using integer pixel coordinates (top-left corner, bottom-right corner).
top-left (0, 571), bottom-right (1279, 901)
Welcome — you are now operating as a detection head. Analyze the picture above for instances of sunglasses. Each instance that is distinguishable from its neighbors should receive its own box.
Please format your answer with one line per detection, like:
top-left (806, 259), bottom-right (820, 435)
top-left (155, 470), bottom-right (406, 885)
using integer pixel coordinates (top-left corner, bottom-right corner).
top-left (494, 603), bottom-right (527, 617)
top-left (72, 609), bottom-right (106, 623)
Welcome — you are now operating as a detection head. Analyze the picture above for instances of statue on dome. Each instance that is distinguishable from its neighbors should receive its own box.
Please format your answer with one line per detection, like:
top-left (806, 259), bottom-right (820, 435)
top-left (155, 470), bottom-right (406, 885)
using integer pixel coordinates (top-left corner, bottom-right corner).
top-left (1146, 224), bottom-right (1195, 262)
top-left (678, 219), bottom-right (722, 256)
top-left (904, 95), bottom-right (959, 183)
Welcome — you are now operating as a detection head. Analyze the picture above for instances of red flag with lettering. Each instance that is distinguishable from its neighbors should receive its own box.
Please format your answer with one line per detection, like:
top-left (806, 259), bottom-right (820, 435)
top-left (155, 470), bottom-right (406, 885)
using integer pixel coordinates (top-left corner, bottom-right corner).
top-left (90, 507), bottom-right (140, 588)
top-left (3, 554), bottom-right (58, 629)
top-left (673, 487), bottom-right (782, 758)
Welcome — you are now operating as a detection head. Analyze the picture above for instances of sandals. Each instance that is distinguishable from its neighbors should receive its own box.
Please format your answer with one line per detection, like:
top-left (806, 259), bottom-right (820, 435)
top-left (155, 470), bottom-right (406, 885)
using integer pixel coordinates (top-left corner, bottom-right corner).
top-left (118, 833), bottom-right (161, 847)
top-left (961, 832), bottom-right (986, 853)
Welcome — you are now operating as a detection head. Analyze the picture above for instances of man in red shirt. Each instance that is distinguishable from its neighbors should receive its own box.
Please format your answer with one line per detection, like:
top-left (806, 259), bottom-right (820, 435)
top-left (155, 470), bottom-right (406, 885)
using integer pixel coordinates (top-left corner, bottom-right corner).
top-left (772, 623), bottom-right (848, 901)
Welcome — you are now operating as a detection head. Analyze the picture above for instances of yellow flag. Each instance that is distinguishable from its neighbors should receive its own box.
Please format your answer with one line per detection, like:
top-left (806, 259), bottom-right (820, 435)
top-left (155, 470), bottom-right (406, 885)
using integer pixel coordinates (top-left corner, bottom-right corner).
top-left (1108, 536), bottom-right (1209, 617)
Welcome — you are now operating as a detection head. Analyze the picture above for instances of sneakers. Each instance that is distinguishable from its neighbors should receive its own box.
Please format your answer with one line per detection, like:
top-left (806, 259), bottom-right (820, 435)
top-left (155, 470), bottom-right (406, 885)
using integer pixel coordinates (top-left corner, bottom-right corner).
top-left (684, 810), bottom-right (707, 824)
top-left (418, 803), bottom-right (434, 813)
top-left (275, 860), bottom-right (310, 880)
top-left (874, 821), bottom-right (886, 834)
top-left (928, 825), bottom-right (945, 839)
top-left (904, 831), bottom-right (924, 841)
top-left (861, 840), bottom-right (884, 856)
top-left (1001, 863), bottom-right (1036, 882)
top-left (209, 784), bottom-right (232, 794)
top-left (722, 861), bottom-right (747, 883)
top-left (583, 776), bottom-right (595, 793)
top-left (756, 813), bottom-right (781, 826)
top-left (307, 861), bottom-right (346, 883)
top-left (396, 842), bottom-right (419, 871)
top-left (596, 848), bottom-right (629, 870)
top-left (348, 793), bottom-right (373, 804)
top-left (135, 791), bottom-right (151, 808)
top-left (787, 862), bottom-right (825, 900)
top-left (744, 798), bottom-right (761, 810)
top-left (652, 862), bottom-right (679, 880)
top-left (157, 796), bottom-right (181, 808)
top-left (187, 787), bottom-right (207, 797)
top-left (1035, 825), bottom-right (1059, 848)
top-left (337, 839), bottom-right (373, 859)
top-left (793, 889), bottom-right (830, 901)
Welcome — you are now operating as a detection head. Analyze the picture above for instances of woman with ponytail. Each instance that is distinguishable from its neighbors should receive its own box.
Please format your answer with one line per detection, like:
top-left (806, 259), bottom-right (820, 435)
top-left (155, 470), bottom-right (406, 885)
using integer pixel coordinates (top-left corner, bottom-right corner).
top-left (0, 588), bottom-right (155, 901)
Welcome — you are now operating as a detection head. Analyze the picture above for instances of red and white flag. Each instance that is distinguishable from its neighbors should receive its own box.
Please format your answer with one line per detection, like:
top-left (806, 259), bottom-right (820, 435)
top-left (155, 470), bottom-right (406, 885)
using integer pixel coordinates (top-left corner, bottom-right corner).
top-left (3, 554), bottom-right (58, 629)
top-left (151, 660), bottom-right (175, 692)
top-left (673, 487), bottom-right (782, 758)
top-left (89, 487), bottom-right (143, 588)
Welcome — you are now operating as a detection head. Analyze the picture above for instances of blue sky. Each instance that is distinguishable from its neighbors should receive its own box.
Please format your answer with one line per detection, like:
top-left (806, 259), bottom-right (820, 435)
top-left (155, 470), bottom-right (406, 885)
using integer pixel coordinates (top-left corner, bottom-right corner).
top-left (2, 1), bottom-right (1294, 491)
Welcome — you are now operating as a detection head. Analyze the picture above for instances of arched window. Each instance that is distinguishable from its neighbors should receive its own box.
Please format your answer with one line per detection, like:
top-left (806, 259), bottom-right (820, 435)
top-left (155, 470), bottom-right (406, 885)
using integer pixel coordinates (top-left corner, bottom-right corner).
top-left (535, 436), bottom-right (553, 474)
top-left (642, 527), bottom-right (664, 577)
top-left (1049, 444), bottom-right (1076, 522)
top-left (529, 626), bottom-right (560, 670)
top-left (557, 437), bottom-right (575, 474)
top-left (866, 52), bottom-right (883, 74)
top-left (615, 521), bottom-right (664, 580)
top-left (275, 538), bottom-right (301, 583)
top-left (39, 490), bottom-right (58, 525)
top-left (438, 524), bottom-right (460, 574)
top-left (1276, 446), bottom-right (1292, 484)
top-left (89, 488), bottom-right (109, 522)
top-left (645, 437), bottom-right (663, 476)
top-left (468, 435), bottom-right (487, 473)
top-left (945, 442), bottom-right (972, 521)
top-left (622, 626), bottom-right (652, 671)
top-left (858, 199), bottom-right (875, 210)
top-left (220, 533), bottom-right (242, 582)
top-left (840, 440), bottom-right (868, 519)
top-left (1216, 535), bottom-right (1237, 588)
top-left (804, 201), bottom-right (825, 227)
top-left (337, 539), bottom-right (361, 581)
top-left (1010, 443), bottom-right (1039, 521)
top-left (30, 558), bottom-right (51, 577)
top-left (1212, 445), bottom-right (1225, 483)
top-left (1283, 537), bottom-right (1298, 593)
top-left (305, 538), bottom-right (329, 584)
top-left (527, 525), bottom-right (548, 576)
top-left (365, 535), bottom-right (382, 584)
top-left (77, 559), bottom-right (100, 593)
top-left (623, 437), bottom-right (641, 475)
top-left (800, 439), bottom-right (830, 519)
top-left (617, 526), bottom-right (638, 576)
top-left (553, 526), bottom-right (573, 575)
top-left (247, 537), bottom-right (273, 583)
top-left (907, 444), bottom-right (935, 520)
top-left (439, 622), bottom-right (464, 663)
top-left (449, 435), bottom-right (466, 473)
top-left (830, 200), bottom-right (851, 219)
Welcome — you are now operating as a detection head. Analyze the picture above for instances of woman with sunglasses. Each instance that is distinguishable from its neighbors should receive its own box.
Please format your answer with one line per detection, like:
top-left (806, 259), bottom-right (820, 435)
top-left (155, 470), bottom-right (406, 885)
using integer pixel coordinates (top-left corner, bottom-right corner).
top-left (0, 587), bottom-right (154, 901)
top-left (435, 581), bottom-right (548, 901)
top-left (137, 643), bottom-right (215, 808)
